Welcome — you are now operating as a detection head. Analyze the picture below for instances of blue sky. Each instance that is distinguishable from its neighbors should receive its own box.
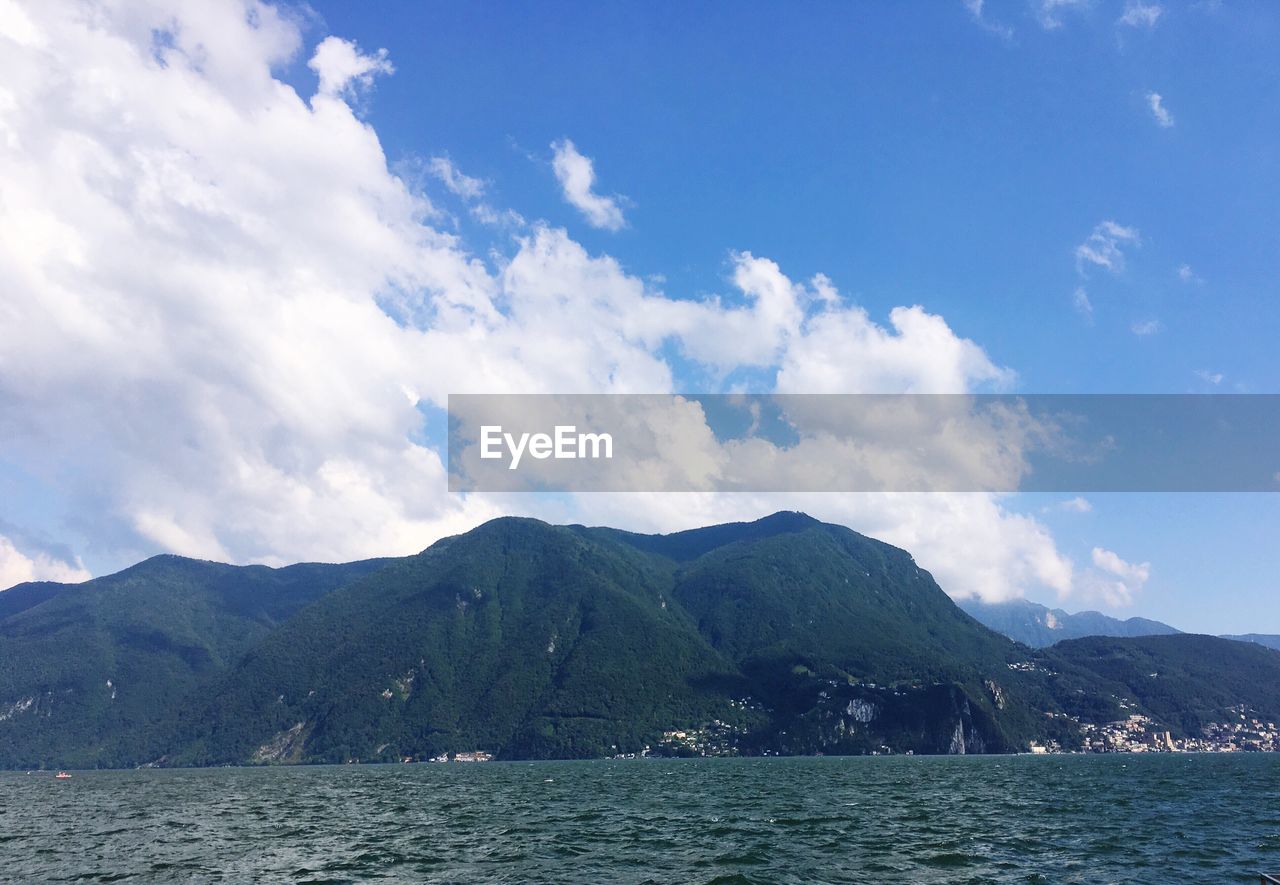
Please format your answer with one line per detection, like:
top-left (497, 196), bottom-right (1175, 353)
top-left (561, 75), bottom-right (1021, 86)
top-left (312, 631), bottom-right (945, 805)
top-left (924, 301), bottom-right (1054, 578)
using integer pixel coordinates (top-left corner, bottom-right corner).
top-left (307, 0), bottom-right (1279, 394)
top-left (0, 0), bottom-right (1276, 634)
top-left (307, 0), bottom-right (1280, 630)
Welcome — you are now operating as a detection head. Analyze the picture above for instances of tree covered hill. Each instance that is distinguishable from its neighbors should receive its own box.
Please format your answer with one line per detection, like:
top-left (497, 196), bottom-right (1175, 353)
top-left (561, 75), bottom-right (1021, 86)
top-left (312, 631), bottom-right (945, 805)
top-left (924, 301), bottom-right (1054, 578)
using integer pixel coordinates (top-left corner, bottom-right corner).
top-left (172, 518), bottom-right (741, 766)
top-left (173, 514), bottom-right (1055, 765)
top-left (1, 514), bottom-right (1278, 769)
top-left (1045, 634), bottom-right (1280, 735)
top-left (0, 555), bottom-right (389, 768)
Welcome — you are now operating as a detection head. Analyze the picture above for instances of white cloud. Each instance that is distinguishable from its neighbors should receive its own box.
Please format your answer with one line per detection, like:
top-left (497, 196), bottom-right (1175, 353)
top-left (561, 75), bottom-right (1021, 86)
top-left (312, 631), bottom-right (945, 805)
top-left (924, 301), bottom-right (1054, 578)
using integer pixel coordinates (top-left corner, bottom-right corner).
top-left (469, 203), bottom-right (526, 228)
top-left (0, 1), bottom-right (492, 567)
top-left (1084, 546), bottom-right (1151, 606)
top-left (0, 535), bottom-right (90, 590)
top-left (1035, 0), bottom-right (1090, 30)
top-left (776, 302), bottom-right (1015, 394)
top-left (1131, 318), bottom-right (1163, 336)
top-left (963, 0), bottom-right (1015, 39)
top-left (1146, 91), bottom-right (1174, 128)
top-left (1194, 369), bottom-right (1224, 385)
top-left (1177, 263), bottom-right (1201, 283)
top-left (428, 156), bottom-right (486, 201)
top-left (1075, 220), bottom-right (1141, 274)
top-left (0, 0), bottom-right (43, 47)
top-left (309, 36), bottom-right (393, 98)
top-left (0, 0), bottom-right (1100, 606)
top-left (1118, 1), bottom-right (1163, 28)
top-left (1059, 496), bottom-right (1093, 513)
top-left (424, 157), bottom-right (522, 228)
top-left (1073, 286), bottom-right (1093, 319)
top-left (551, 139), bottom-right (627, 231)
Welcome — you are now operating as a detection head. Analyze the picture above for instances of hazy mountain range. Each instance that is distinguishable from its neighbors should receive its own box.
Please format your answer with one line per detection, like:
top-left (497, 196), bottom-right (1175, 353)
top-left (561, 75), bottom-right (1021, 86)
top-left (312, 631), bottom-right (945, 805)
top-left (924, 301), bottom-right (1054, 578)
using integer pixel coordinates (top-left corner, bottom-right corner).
top-left (1, 512), bottom-right (1278, 769)
top-left (1219, 634), bottom-right (1280, 652)
top-left (958, 597), bottom-right (1280, 653)
top-left (957, 598), bottom-right (1181, 647)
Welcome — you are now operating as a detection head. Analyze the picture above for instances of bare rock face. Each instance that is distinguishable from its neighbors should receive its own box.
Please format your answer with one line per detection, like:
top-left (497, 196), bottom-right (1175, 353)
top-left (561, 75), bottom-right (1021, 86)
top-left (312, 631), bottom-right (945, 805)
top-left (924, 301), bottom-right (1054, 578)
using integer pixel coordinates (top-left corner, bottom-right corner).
top-left (846, 699), bottom-right (876, 723)
top-left (986, 679), bottom-right (1006, 710)
top-left (251, 722), bottom-right (309, 764)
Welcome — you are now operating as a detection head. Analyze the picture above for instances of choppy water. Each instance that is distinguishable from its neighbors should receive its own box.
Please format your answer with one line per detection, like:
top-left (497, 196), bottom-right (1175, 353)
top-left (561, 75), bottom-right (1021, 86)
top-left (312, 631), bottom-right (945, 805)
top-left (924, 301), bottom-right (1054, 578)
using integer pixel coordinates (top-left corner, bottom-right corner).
top-left (2, 754), bottom-right (1278, 883)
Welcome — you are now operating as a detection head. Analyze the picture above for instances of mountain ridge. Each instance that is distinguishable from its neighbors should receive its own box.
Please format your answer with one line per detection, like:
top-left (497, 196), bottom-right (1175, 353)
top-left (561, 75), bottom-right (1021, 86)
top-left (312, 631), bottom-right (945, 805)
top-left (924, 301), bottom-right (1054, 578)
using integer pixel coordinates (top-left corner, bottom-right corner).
top-left (1220, 634), bottom-right (1280, 652)
top-left (957, 597), bottom-right (1181, 648)
top-left (1, 513), bottom-right (1277, 768)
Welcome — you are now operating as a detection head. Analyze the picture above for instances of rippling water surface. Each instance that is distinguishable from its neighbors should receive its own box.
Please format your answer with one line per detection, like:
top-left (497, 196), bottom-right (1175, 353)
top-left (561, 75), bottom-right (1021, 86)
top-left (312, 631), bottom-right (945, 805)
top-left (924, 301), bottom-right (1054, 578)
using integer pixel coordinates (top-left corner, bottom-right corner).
top-left (3, 754), bottom-right (1278, 883)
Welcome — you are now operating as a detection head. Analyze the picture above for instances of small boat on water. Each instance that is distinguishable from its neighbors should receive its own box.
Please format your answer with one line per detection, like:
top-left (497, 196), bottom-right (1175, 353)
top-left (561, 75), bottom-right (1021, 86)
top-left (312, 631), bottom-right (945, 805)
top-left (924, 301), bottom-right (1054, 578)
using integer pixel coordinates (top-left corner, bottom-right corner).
top-left (54, 771), bottom-right (72, 779)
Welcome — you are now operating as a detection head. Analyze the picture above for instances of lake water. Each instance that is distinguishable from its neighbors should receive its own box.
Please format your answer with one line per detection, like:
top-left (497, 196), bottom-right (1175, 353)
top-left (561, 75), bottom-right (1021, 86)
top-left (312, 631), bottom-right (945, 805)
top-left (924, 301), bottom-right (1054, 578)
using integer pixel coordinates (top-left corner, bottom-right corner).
top-left (3, 754), bottom-right (1278, 883)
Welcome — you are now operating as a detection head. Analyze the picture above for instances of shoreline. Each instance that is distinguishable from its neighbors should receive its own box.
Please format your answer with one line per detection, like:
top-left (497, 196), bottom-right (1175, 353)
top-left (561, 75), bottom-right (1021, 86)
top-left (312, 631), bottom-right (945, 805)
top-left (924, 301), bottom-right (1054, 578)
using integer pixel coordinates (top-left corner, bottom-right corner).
top-left (8, 748), bottom-right (1279, 775)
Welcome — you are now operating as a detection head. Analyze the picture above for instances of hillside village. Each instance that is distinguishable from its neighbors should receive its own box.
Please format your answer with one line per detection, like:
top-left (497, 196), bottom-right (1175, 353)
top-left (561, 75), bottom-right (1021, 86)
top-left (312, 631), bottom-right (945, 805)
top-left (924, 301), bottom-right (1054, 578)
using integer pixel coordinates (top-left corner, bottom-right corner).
top-left (1034, 707), bottom-right (1280, 754)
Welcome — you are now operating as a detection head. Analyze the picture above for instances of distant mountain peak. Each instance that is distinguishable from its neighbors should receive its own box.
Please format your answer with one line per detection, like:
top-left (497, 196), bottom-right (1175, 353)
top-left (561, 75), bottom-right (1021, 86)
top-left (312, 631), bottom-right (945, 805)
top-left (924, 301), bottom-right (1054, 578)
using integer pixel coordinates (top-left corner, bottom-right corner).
top-left (958, 597), bottom-right (1180, 647)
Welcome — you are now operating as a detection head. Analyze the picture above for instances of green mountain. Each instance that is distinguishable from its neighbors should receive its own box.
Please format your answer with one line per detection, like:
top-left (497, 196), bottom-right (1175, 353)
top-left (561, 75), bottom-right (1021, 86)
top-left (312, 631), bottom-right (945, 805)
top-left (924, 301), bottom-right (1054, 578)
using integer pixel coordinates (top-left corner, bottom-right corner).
top-left (172, 518), bottom-right (740, 765)
top-left (1047, 634), bottom-right (1280, 735)
top-left (0, 555), bottom-right (388, 768)
top-left (0, 580), bottom-right (64, 620)
top-left (172, 513), bottom-right (1059, 764)
top-left (1, 513), bottom-right (1278, 768)
top-left (958, 597), bottom-right (1180, 647)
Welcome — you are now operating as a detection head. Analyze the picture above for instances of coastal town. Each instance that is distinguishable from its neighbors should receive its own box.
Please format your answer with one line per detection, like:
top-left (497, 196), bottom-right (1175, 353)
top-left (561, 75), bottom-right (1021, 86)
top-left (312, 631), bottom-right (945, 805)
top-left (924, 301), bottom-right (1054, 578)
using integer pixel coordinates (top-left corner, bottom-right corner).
top-left (406, 698), bottom-right (1280, 762)
top-left (412, 710), bottom-right (1280, 762)
top-left (1034, 706), bottom-right (1280, 754)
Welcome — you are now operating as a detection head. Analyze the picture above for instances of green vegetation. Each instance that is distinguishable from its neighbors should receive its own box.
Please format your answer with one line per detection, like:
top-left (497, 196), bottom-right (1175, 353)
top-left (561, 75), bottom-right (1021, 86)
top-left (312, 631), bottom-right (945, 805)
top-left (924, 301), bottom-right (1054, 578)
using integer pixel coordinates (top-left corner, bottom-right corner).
top-left (1, 513), bottom-right (1278, 768)
top-left (173, 519), bottom-right (741, 765)
top-left (0, 555), bottom-right (388, 768)
top-left (1044, 634), bottom-right (1280, 735)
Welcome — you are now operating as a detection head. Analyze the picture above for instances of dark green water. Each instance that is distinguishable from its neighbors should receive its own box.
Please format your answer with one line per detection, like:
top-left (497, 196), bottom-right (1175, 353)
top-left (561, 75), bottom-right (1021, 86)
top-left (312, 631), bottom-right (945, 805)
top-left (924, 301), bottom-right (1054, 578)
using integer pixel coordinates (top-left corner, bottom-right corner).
top-left (3, 754), bottom-right (1278, 883)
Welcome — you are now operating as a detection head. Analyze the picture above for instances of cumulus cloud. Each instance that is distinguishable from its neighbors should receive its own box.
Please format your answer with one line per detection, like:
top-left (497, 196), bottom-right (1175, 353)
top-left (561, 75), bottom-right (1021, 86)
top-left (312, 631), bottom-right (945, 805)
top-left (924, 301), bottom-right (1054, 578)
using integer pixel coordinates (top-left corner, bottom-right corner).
top-left (1118, 1), bottom-right (1163, 28)
top-left (424, 156), bottom-right (520, 227)
top-left (1194, 369), bottom-right (1224, 385)
top-left (1084, 546), bottom-right (1151, 606)
top-left (551, 139), bottom-right (627, 231)
top-left (0, 1), bottom-right (491, 567)
top-left (1076, 220), bottom-right (1141, 274)
top-left (428, 156), bottom-right (486, 201)
top-left (1146, 91), bottom-right (1174, 128)
top-left (309, 36), bottom-right (393, 98)
top-left (0, 0), bottom-right (42, 47)
top-left (776, 304), bottom-right (1014, 394)
top-left (0, 534), bottom-right (90, 589)
top-left (1130, 318), bottom-right (1162, 336)
top-left (0, 0), bottom-right (1105, 605)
